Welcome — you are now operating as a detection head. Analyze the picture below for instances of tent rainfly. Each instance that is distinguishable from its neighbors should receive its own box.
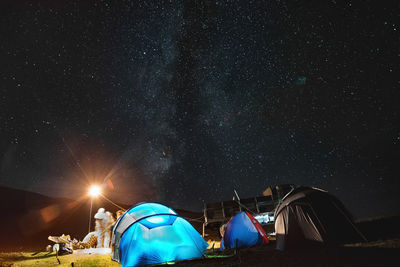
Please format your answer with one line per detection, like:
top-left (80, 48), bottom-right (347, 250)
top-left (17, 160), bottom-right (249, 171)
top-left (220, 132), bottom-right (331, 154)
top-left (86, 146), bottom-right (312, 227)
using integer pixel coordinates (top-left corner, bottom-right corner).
top-left (221, 211), bottom-right (269, 250)
top-left (274, 187), bottom-right (367, 250)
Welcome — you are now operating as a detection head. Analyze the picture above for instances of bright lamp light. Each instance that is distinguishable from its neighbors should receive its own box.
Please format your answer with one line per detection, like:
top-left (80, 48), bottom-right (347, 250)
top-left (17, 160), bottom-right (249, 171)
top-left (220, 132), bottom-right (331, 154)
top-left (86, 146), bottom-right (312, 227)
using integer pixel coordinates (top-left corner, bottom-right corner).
top-left (88, 185), bottom-right (101, 197)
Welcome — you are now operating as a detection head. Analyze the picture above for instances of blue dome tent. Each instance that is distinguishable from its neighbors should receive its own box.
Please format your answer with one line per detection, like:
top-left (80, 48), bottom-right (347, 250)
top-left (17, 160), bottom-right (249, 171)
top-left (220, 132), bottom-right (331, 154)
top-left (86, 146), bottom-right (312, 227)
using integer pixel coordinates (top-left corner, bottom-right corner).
top-left (221, 211), bottom-right (269, 249)
top-left (111, 203), bottom-right (208, 267)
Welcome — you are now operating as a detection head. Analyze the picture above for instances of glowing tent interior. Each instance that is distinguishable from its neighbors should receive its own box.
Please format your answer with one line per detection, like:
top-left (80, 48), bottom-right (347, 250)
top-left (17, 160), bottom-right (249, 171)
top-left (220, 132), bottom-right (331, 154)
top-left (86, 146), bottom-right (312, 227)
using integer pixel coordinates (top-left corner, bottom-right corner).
top-left (111, 202), bottom-right (208, 267)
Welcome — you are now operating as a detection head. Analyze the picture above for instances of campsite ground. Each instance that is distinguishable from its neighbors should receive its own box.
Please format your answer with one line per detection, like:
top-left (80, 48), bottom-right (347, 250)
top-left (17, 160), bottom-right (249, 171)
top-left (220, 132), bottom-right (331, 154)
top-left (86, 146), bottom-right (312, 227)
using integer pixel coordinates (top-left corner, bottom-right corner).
top-left (177, 239), bottom-right (400, 266)
top-left (1, 239), bottom-right (399, 267)
top-left (0, 252), bottom-right (120, 267)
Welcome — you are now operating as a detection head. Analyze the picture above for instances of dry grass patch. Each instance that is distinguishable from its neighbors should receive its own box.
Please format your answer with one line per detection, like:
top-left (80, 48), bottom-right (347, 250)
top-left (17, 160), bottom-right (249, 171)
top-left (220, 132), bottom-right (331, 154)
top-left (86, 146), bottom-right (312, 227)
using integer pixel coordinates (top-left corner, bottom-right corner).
top-left (0, 252), bottom-right (120, 267)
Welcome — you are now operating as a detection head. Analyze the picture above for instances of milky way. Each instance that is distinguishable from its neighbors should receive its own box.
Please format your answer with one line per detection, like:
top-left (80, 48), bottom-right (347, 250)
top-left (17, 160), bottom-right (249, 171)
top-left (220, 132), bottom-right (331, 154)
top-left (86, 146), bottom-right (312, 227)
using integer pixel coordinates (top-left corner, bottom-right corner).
top-left (0, 0), bottom-right (398, 218)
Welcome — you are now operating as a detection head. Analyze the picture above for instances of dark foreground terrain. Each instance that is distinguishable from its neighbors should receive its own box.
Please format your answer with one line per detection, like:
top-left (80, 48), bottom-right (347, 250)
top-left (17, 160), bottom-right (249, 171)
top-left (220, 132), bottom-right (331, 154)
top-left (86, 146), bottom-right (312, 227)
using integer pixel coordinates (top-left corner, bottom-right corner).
top-left (177, 239), bottom-right (399, 267)
top-left (1, 239), bottom-right (398, 267)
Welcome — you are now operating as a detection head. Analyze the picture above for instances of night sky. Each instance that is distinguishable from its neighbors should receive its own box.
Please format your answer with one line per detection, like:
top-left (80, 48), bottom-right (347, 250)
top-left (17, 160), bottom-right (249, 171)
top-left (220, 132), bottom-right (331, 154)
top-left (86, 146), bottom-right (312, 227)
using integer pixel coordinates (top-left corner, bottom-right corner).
top-left (0, 0), bottom-right (398, 219)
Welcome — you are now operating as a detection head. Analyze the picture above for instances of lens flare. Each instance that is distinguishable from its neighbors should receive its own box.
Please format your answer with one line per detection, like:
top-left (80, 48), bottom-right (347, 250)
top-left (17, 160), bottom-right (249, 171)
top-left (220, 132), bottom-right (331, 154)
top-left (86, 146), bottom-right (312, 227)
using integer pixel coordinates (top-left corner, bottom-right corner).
top-left (89, 185), bottom-right (101, 197)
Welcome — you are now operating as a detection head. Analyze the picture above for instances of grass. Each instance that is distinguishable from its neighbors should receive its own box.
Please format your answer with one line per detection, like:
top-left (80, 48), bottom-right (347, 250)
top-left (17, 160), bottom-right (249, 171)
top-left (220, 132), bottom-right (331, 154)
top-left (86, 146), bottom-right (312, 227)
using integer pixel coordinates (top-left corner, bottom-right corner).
top-left (0, 251), bottom-right (120, 267)
top-left (2, 240), bottom-right (399, 267)
top-left (0, 250), bottom-right (234, 267)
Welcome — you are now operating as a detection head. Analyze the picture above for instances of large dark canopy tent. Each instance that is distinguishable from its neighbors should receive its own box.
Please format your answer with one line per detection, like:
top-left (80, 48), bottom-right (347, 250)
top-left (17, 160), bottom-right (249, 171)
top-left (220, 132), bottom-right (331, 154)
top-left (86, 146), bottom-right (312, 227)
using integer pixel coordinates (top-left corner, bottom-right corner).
top-left (274, 187), bottom-right (366, 250)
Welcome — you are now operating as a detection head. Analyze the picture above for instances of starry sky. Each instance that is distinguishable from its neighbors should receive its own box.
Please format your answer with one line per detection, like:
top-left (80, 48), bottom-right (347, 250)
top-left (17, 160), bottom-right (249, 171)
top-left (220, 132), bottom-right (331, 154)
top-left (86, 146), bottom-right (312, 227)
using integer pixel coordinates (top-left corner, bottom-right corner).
top-left (0, 0), bottom-right (398, 219)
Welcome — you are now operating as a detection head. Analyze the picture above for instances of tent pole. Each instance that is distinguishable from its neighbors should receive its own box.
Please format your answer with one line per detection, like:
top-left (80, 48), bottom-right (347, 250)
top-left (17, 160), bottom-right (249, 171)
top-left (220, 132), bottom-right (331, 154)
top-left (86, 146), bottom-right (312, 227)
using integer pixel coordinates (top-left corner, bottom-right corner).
top-left (88, 198), bottom-right (93, 234)
top-left (233, 199), bottom-right (257, 215)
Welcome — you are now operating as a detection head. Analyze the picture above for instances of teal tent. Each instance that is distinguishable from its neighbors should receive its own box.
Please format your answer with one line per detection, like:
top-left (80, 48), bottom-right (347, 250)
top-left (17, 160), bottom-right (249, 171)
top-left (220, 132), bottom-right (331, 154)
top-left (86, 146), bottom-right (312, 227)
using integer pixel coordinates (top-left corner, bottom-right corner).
top-left (111, 202), bottom-right (208, 267)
